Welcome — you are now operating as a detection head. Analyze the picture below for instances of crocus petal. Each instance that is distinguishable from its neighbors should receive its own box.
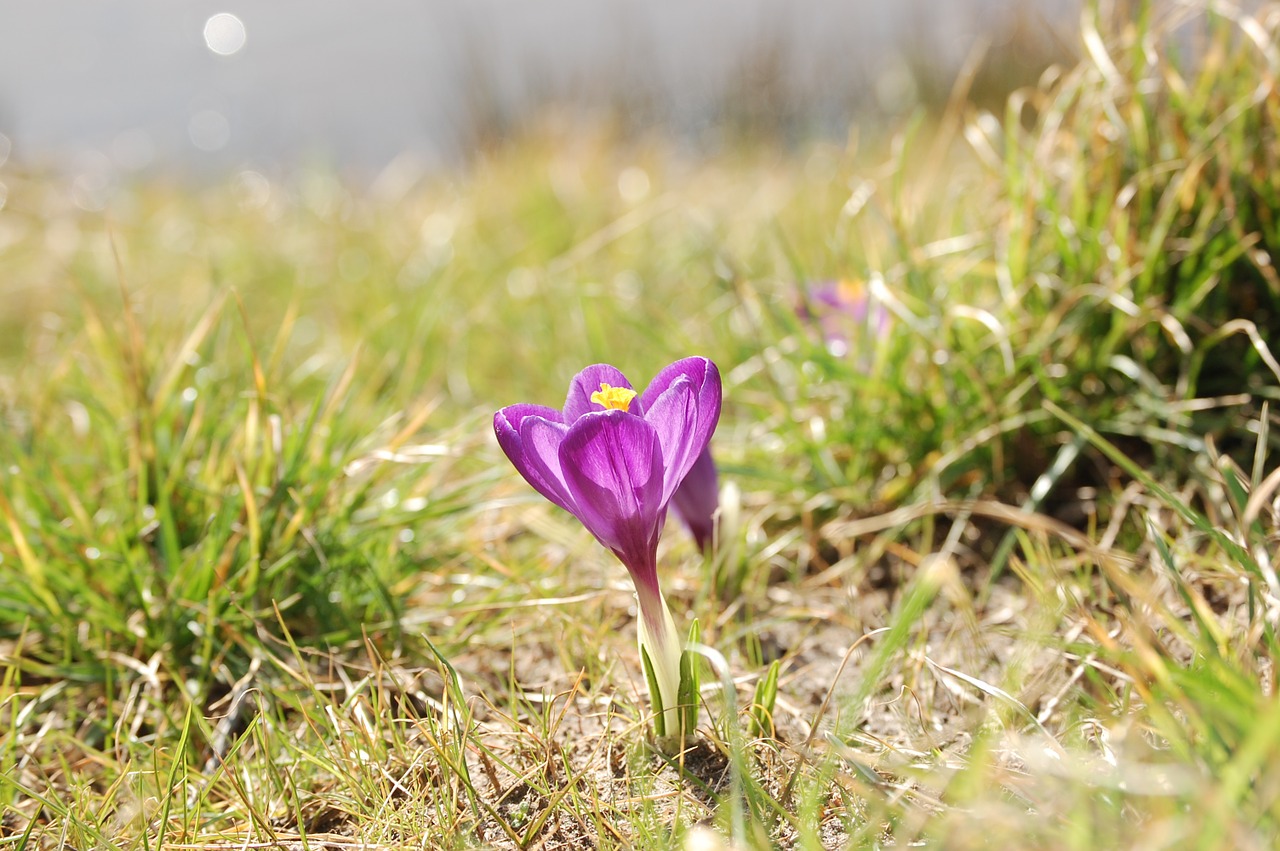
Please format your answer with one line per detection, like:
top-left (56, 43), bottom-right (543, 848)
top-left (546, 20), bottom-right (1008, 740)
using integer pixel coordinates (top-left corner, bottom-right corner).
top-left (558, 410), bottom-right (664, 579)
top-left (638, 356), bottom-right (717, 419)
top-left (494, 405), bottom-right (576, 513)
top-left (564, 363), bottom-right (637, 421)
top-left (641, 358), bottom-right (721, 505)
top-left (494, 402), bottom-right (564, 432)
top-left (521, 417), bottom-right (577, 511)
top-left (641, 376), bottom-right (700, 507)
top-left (671, 446), bottom-right (718, 552)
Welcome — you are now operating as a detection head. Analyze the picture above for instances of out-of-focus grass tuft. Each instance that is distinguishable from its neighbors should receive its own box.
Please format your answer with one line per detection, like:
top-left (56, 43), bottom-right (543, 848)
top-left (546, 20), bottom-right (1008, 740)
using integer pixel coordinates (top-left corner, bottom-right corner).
top-left (4, 2), bottom-right (1280, 848)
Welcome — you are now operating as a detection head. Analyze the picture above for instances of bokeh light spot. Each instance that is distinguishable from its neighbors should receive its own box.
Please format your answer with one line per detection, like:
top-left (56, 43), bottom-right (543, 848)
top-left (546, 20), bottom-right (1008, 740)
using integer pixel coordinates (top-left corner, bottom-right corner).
top-left (188, 110), bottom-right (230, 152)
top-left (617, 166), bottom-right (650, 204)
top-left (233, 170), bottom-right (271, 209)
top-left (111, 128), bottom-right (155, 171)
top-left (203, 13), bottom-right (246, 56)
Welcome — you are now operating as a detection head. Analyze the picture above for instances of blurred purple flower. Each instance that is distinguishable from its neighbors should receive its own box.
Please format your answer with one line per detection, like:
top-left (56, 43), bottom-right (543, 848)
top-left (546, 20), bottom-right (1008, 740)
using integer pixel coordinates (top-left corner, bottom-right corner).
top-left (494, 356), bottom-right (721, 733)
top-left (798, 279), bottom-right (891, 358)
top-left (671, 446), bottom-right (718, 552)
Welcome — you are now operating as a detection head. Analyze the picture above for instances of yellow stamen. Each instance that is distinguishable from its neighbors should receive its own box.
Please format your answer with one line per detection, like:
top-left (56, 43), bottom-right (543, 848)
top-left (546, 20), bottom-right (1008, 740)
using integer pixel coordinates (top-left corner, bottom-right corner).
top-left (836, 279), bottom-right (865, 302)
top-left (591, 383), bottom-right (637, 412)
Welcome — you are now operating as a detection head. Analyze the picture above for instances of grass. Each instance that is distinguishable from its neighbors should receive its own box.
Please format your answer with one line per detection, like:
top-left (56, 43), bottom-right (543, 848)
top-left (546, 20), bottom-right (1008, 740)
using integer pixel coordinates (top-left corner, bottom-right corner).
top-left (4, 1), bottom-right (1280, 847)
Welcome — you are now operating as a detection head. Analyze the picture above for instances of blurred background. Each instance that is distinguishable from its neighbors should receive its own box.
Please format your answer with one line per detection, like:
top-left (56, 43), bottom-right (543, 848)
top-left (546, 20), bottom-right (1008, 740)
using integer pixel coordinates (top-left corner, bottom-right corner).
top-left (0, 0), bottom-right (1078, 187)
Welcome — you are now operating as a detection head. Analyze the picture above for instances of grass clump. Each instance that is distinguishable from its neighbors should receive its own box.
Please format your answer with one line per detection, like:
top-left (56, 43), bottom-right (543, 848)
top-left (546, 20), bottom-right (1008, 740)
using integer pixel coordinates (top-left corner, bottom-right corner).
top-left (4, 2), bottom-right (1280, 848)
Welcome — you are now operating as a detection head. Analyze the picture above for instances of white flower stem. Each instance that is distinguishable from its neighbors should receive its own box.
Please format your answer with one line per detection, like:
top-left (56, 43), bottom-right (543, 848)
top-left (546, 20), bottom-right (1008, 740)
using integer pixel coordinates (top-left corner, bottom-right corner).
top-left (636, 587), bottom-right (683, 738)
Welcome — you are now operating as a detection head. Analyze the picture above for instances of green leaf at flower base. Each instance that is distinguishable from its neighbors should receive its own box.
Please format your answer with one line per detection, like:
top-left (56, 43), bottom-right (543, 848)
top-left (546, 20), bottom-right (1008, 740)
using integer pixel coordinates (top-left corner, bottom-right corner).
top-left (679, 618), bottom-right (702, 739)
top-left (641, 643), bottom-right (667, 738)
top-left (749, 660), bottom-right (781, 739)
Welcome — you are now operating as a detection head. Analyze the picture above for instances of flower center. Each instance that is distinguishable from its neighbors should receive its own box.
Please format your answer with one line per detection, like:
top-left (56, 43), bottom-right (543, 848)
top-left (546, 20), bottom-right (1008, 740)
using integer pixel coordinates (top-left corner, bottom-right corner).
top-left (836, 279), bottom-right (864, 302)
top-left (590, 383), bottom-right (637, 412)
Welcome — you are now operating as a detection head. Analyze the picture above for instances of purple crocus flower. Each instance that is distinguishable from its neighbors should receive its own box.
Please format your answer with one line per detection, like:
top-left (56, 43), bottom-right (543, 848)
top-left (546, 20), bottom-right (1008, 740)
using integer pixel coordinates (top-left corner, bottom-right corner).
top-left (671, 446), bottom-right (718, 553)
top-left (493, 357), bottom-right (721, 734)
top-left (798, 279), bottom-right (891, 358)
